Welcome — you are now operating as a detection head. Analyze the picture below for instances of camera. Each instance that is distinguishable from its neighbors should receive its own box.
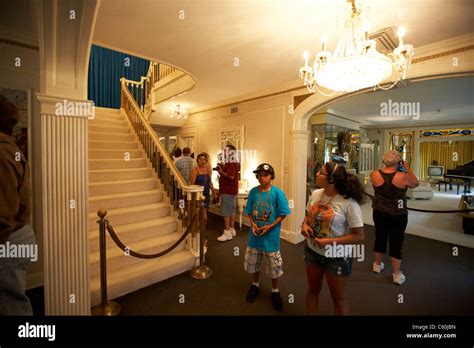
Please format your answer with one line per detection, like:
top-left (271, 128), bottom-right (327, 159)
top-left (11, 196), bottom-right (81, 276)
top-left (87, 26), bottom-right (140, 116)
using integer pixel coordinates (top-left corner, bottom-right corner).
top-left (397, 161), bottom-right (408, 173)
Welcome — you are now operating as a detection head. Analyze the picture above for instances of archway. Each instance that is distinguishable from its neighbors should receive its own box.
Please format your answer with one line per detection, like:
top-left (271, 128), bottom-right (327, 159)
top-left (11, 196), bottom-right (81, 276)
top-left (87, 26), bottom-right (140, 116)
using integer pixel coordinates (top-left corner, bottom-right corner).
top-left (287, 36), bottom-right (474, 242)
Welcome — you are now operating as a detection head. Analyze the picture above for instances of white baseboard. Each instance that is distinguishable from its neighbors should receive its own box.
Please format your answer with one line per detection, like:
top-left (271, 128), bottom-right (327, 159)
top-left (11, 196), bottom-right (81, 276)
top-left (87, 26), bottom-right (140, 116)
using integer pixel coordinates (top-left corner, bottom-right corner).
top-left (281, 229), bottom-right (305, 244)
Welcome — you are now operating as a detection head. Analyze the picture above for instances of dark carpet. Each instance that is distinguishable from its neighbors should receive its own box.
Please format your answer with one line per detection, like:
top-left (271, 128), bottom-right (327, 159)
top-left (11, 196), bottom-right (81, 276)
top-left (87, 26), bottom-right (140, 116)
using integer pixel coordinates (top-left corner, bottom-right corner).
top-left (112, 213), bottom-right (474, 316)
top-left (26, 212), bottom-right (473, 316)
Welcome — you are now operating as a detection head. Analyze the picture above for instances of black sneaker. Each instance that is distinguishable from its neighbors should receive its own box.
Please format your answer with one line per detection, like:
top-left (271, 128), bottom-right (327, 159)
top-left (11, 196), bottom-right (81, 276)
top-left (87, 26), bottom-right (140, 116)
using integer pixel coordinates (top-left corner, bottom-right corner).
top-left (271, 292), bottom-right (283, 312)
top-left (245, 285), bottom-right (260, 303)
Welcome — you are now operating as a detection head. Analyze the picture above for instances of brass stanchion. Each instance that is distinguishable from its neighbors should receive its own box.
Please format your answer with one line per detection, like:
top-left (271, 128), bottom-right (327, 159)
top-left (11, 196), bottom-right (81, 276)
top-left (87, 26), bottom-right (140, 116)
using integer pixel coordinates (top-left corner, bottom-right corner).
top-left (92, 209), bottom-right (121, 316)
top-left (190, 198), bottom-right (213, 279)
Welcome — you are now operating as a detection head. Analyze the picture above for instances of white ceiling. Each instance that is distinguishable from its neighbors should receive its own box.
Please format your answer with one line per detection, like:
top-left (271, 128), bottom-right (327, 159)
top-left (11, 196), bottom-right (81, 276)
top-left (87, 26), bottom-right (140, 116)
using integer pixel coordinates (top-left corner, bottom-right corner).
top-left (1, 0), bottom-right (472, 128)
top-left (93, 0), bottom-right (474, 127)
top-left (328, 76), bottom-right (474, 128)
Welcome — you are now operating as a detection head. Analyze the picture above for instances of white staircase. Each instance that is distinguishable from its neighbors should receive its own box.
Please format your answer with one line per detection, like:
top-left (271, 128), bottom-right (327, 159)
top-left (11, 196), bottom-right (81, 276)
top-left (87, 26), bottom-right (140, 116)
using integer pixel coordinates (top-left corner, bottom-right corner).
top-left (88, 107), bottom-right (196, 306)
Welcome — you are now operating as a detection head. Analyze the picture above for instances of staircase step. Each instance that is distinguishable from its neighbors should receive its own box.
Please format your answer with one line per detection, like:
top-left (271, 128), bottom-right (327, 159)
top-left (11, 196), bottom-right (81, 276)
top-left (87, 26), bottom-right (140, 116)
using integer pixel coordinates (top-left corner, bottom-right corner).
top-left (88, 148), bottom-right (144, 160)
top-left (89, 118), bottom-right (128, 127)
top-left (89, 189), bottom-right (164, 212)
top-left (93, 113), bottom-right (126, 122)
top-left (89, 132), bottom-right (135, 141)
top-left (89, 158), bottom-right (148, 170)
top-left (89, 140), bottom-right (139, 150)
top-left (94, 107), bottom-right (122, 115)
top-left (89, 149), bottom-right (145, 160)
top-left (89, 216), bottom-right (178, 246)
top-left (90, 231), bottom-right (185, 278)
top-left (89, 167), bottom-right (152, 182)
top-left (89, 178), bottom-right (158, 196)
top-left (89, 124), bottom-right (131, 134)
top-left (88, 107), bottom-right (190, 307)
top-left (90, 249), bottom-right (195, 306)
top-left (88, 202), bottom-right (170, 228)
top-left (89, 216), bottom-right (178, 254)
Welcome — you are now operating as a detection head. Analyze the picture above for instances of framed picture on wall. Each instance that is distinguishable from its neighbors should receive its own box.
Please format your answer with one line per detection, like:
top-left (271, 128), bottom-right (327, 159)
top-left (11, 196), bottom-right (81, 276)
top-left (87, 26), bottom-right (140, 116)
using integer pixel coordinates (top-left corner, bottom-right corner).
top-left (389, 132), bottom-right (414, 168)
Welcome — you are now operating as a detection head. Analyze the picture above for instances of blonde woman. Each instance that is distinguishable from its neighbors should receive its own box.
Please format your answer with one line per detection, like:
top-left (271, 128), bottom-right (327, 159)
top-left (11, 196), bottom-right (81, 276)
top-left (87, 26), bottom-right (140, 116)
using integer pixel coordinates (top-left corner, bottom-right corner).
top-left (370, 150), bottom-right (419, 285)
top-left (190, 153), bottom-right (216, 224)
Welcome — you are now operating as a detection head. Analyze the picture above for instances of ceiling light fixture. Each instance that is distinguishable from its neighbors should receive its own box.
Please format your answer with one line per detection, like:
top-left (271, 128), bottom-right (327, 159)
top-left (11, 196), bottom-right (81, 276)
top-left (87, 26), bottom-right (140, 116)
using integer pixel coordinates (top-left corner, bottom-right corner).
top-left (299, 0), bottom-right (414, 95)
top-left (170, 105), bottom-right (187, 119)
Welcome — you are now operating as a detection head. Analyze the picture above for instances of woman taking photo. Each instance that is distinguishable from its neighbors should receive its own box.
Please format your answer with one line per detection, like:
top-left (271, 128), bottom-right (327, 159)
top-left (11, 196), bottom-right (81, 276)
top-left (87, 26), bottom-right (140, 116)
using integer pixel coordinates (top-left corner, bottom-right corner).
top-left (301, 162), bottom-right (365, 315)
top-left (370, 150), bottom-right (419, 285)
top-left (190, 153), bottom-right (216, 224)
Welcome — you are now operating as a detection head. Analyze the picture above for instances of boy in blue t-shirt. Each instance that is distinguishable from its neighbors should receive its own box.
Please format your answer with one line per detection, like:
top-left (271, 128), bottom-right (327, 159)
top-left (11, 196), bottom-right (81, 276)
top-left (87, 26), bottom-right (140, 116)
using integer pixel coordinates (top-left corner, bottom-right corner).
top-left (244, 163), bottom-right (290, 311)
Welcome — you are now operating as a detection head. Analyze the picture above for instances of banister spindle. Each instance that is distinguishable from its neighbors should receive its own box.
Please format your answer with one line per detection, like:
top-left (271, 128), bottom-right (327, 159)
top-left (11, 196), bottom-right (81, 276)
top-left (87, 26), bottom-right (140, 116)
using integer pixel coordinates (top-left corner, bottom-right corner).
top-left (159, 155), bottom-right (163, 179)
top-left (168, 170), bottom-right (172, 201)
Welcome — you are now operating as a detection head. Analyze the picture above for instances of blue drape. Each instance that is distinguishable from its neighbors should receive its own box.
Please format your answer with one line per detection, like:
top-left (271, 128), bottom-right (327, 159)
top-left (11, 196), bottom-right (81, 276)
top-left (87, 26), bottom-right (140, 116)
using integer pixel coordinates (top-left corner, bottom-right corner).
top-left (87, 45), bottom-right (150, 109)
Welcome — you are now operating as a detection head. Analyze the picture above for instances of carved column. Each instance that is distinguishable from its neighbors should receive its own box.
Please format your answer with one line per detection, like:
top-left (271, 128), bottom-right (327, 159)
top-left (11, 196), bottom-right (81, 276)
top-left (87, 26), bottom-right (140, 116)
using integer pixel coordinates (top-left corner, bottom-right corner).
top-left (34, 0), bottom-right (99, 315)
top-left (287, 130), bottom-right (309, 244)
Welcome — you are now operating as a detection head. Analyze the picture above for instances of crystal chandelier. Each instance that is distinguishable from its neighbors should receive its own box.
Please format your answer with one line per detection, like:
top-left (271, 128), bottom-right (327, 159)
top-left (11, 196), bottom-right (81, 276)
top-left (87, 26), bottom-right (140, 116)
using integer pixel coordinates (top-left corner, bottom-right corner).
top-left (170, 105), bottom-right (187, 119)
top-left (299, 0), bottom-right (414, 95)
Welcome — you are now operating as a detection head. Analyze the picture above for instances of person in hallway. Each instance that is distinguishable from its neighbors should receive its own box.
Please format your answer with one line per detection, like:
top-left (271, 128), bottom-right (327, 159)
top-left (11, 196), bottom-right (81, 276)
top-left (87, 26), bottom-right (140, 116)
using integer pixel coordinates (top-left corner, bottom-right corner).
top-left (175, 147), bottom-right (195, 184)
top-left (301, 162), bottom-right (365, 315)
top-left (244, 163), bottom-right (290, 311)
top-left (190, 153), bottom-right (216, 225)
top-left (202, 152), bottom-right (213, 176)
top-left (370, 150), bottom-right (419, 285)
top-left (0, 95), bottom-right (36, 315)
top-left (172, 147), bottom-right (182, 163)
top-left (216, 144), bottom-right (240, 241)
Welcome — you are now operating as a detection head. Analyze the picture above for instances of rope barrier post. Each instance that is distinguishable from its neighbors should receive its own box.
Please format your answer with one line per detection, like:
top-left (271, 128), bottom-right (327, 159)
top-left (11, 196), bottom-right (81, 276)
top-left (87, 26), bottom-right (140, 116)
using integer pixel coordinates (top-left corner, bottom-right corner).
top-left (190, 197), bottom-right (213, 279)
top-left (91, 209), bottom-right (121, 316)
top-left (189, 191), bottom-right (197, 237)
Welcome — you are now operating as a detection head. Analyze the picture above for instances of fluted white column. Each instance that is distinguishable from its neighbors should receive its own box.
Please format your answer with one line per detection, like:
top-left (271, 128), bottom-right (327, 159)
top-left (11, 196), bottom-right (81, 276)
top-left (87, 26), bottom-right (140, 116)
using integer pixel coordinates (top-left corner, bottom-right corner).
top-left (34, 0), bottom-right (100, 315)
top-left (287, 130), bottom-right (309, 244)
top-left (37, 95), bottom-right (90, 315)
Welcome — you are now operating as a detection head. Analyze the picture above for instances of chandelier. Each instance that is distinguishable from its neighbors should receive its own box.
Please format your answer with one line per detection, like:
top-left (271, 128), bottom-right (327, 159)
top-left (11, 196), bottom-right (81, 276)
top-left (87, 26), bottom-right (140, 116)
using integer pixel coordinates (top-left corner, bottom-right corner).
top-left (170, 105), bottom-right (187, 119)
top-left (299, 0), bottom-right (414, 95)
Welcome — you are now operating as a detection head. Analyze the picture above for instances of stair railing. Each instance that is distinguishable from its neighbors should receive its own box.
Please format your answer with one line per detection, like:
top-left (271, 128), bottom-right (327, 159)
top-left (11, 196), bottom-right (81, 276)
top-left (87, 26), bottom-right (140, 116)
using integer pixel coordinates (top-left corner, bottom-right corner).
top-left (120, 77), bottom-right (203, 258)
top-left (123, 61), bottom-right (178, 121)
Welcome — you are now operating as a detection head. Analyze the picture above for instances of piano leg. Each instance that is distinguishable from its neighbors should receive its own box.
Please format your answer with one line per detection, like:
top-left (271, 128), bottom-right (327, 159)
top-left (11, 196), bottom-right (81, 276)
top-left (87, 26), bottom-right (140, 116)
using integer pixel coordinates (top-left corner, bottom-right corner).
top-left (462, 217), bottom-right (474, 235)
top-left (464, 179), bottom-right (471, 194)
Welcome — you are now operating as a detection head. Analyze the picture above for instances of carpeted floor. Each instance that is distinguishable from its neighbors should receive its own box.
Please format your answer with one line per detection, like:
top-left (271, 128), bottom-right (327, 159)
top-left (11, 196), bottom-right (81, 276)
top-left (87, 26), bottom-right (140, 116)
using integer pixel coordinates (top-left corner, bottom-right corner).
top-left (113, 213), bottom-right (474, 316)
top-left (361, 188), bottom-right (474, 248)
top-left (26, 212), bottom-right (474, 316)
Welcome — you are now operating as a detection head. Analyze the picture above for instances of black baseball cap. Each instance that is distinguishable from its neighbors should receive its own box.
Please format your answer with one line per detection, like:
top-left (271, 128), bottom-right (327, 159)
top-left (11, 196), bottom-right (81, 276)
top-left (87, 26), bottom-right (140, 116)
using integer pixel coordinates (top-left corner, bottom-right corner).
top-left (253, 163), bottom-right (275, 177)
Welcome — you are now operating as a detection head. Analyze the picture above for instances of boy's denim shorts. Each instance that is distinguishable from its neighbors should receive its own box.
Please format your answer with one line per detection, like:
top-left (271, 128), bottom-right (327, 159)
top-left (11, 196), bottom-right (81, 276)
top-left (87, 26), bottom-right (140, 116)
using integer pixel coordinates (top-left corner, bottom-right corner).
top-left (220, 194), bottom-right (236, 216)
top-left (304, 245), bottom-right (353, 277)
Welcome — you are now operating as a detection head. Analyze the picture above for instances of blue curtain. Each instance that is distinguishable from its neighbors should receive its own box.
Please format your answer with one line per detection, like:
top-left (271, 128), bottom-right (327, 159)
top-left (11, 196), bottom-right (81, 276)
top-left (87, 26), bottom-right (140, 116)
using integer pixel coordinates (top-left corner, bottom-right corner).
top-left (87, 45), bottom-right (150, 109)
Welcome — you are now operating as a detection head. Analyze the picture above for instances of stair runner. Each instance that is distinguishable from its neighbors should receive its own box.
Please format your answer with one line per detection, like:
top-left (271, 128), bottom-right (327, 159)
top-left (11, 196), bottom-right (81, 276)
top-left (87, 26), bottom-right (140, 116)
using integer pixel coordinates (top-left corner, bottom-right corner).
top-left (88, 107), bottom-right (195, 306)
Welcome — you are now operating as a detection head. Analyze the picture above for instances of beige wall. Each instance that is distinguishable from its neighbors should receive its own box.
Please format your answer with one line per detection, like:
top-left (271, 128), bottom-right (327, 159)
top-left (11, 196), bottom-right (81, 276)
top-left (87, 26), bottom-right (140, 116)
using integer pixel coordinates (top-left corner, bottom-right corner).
top-left (381, 123), bottom-right (474, 177)
top-left (180, 92), bottom-right (295, 233)
top-left (178, 92), bottom-right (474, 239)
top-left (0, 41), bottom-right (43, 288)
top-left (165, 34), bottom-right (474, 243)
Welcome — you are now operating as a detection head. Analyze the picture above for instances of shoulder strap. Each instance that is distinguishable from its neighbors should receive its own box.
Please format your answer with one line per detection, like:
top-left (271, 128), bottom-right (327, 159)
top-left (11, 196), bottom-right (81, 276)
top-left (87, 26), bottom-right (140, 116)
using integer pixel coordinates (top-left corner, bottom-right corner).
top-left (311, 188), bottom-right (324, 203)
top-left (378, 170), bottom-right (395, 183)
